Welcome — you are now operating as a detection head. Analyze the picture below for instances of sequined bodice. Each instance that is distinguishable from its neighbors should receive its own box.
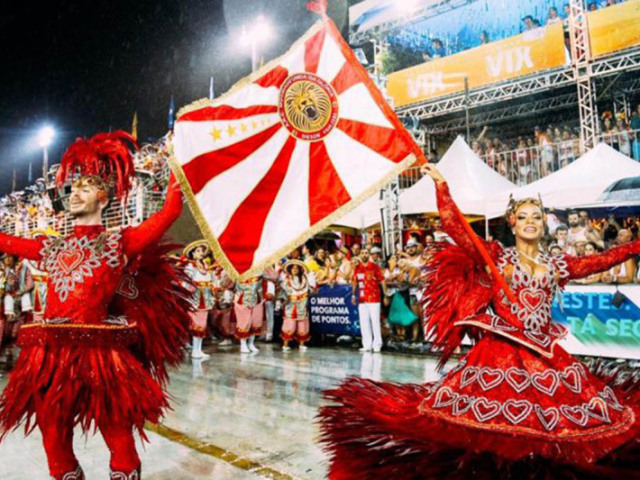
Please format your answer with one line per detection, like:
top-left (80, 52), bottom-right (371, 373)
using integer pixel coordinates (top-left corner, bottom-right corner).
top-left (38, 225), bottom-right (125, 325)
top-left (487, 247), bottom-right (570, 350)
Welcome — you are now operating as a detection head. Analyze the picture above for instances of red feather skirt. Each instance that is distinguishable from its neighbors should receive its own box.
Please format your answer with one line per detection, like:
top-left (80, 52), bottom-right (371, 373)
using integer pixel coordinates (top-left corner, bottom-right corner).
top-left (319, 335), bottom-right (640, 479)
top-left (0, 343), bottom-right (166, 438)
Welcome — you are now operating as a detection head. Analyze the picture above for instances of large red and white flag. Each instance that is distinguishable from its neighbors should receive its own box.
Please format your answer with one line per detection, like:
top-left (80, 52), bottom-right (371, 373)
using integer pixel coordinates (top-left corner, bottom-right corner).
top-left (171, 17), bottom-right (422, 280)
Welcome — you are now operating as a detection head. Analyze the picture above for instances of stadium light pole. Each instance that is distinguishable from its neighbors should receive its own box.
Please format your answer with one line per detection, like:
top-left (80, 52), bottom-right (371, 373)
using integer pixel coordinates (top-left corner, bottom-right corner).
top-left (37, 126), bottom-right (55, 180)
top-left (241, 15), bottom-right (273, 72)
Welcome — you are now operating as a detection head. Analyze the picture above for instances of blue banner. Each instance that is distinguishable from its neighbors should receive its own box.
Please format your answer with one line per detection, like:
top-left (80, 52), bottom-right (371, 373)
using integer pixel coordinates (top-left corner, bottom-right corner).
top-left (310, 285), bottom-right (361, 336)
top-left (551, 287), bottom-right (640, 358)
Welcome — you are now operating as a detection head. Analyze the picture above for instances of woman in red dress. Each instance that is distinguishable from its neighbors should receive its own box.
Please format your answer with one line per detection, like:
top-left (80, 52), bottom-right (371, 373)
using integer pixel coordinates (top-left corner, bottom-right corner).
top-left (319, 164), bottom-right (640, 479)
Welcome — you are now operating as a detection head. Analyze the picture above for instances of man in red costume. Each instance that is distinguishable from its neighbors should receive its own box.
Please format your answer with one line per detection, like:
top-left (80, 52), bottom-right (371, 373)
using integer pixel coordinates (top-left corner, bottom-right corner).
top-left (0, 132), bottom-right (190, 480)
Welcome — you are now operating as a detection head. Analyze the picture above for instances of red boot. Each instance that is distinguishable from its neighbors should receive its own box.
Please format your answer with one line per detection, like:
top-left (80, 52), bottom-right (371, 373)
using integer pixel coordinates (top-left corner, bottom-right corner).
top-left (110, 467), bottom-right (141, 479)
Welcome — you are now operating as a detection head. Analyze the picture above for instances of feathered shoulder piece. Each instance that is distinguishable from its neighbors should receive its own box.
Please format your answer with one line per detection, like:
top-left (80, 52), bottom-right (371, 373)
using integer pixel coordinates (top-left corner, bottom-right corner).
top-left (421, 240), bottom-right (502, 369)
top-left (55, 130), bottom-right (138, 200)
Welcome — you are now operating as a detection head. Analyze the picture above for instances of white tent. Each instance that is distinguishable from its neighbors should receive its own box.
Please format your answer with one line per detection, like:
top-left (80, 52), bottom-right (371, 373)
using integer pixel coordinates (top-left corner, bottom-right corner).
top-left (399, 136), bottom-right (516, 216)
top-left (332, 192), bottom-right (382, 229)
top-left (483, 143), bottom-right (640, 218)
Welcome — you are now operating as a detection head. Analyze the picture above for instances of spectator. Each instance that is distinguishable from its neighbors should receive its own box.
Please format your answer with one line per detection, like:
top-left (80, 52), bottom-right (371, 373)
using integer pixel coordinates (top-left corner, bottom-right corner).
top-left (578, 210), bottom-right (605, 248)
top-left (617, 117), bottom-right (631, 157)
top-left (563, 3), bottom-right (571, 19)
top-left (555, 224), bottom-right (569, 251)
top-left (384, 255), bottom-right (417, 342)
top-left (350, 243), bottom-right (362, 266)
top-left (547, 7), bottom-right (561, 24)
top-left (574, 240), bottom-right (587, 257)
top-left (370, 246), bottom-right (384, 267)
top-left (588, 1), bottom-right (598, 11)
top-left (548, 243), bottom-right (563, 256)
top-left (631, 104), bottom-right (640, 160)
top-left (574, 242), bottom-right (603, 284)
top-left (431, 39), bottom-right (445, 58)
top-left (603, 114), bottom-right (619, 150)
top-left (602, 229), bottom-right (636, 284)
top-left (302, 243), bottom-right (319, 272)
top-left (532, 19), bottom-right (541, 28)
top-left (314, 247), bottom-right (331, 286)
top-left (333, 246), bottom-right (353, 284)
top-left (566, 210), bottom-right (588, 252)
top-left (516, 139), bottom-right (531, 185)
top-left (535, 126), bottom-right (554, 176)
top-left (522, 15), bottom-right (535, 32)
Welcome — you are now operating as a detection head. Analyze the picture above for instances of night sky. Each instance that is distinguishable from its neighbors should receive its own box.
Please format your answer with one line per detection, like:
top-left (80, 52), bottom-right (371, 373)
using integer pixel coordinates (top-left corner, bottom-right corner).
top-left (0, 0), bottom-right (352, 195)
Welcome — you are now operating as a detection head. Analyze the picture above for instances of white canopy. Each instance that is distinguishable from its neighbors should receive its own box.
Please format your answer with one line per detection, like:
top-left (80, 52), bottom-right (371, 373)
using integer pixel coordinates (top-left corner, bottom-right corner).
top-left (483, 143), bottom-right (640, 218)
top-left (399, 136), bottom-right (516, 216)
top-left (332, 192), bottom-right (382, 229)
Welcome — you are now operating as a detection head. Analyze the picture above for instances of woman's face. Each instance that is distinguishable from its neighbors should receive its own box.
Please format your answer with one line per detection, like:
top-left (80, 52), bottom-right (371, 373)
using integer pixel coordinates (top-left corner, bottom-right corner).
top-left (513, 203), bottom-right (545, 242)
top-left (291, 265), bottom-right (300, 276)
top-left (194, 246), bottom-right (206, 260)
top-left (584, 243), bottom-right (596, 255)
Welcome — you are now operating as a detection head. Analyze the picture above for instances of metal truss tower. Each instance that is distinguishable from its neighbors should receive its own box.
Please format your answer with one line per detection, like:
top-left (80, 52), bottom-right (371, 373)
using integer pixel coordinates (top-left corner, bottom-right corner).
top-left (569, 0), bottom-right (599, 150)
top-left (381, 176), bottom-right (402, 257)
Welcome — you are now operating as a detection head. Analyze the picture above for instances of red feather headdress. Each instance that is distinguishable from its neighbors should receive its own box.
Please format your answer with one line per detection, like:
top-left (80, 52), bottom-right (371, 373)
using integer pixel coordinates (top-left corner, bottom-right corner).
top-left (55, 131), bottom-right (138, 201)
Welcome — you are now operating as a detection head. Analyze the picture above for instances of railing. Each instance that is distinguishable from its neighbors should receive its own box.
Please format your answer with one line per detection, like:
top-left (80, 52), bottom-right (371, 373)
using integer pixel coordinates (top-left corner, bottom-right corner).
top-left (0, 171), bottom-right (169, 237)
top-left (480, 141), bottom-right (580, 186)
top-left (479, 128), bottom-right (640, 186)
top-left (597, 128), bottom-right (640, 160)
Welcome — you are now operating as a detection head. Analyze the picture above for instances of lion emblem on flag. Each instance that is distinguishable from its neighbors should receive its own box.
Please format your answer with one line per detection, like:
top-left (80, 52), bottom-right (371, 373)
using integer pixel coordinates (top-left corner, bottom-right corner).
top-left (284, 79), bottom-right (332, 133)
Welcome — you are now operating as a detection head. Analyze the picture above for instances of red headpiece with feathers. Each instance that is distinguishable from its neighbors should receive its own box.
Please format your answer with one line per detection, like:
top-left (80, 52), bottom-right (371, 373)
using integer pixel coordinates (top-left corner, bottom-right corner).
top-left (56, 131), bottom-right (138, 201)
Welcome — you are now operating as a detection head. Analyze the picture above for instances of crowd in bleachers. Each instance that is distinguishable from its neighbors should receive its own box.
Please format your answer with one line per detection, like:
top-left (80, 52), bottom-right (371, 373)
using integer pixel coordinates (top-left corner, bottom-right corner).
top-left (383, 0), bottom-right (629, 73)
top-left (0, 138), bottom-right (172, 238)
top-left (468, 104), bottom-right (640, 185)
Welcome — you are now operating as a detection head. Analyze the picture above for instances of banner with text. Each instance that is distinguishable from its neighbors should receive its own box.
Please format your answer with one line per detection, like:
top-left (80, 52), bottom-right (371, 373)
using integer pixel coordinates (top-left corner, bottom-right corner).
top-left (553, 285), bottom-right (640, 360)
top-left (309, 285), bottom-right (361, 337)
top-left (588, 0), bottom-right (640, 58)
top-left (387, 22), bottom-right (566, 108)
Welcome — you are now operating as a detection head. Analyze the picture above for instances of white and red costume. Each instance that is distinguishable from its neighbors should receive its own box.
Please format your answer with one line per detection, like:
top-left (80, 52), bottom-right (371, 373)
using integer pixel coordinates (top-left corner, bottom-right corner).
top-left (234, 276), bottom-right (264, 339)
top-left (279, 263), bottom-right (315, 345)
top-left (211, 265), bottom-right (235, 342)
top-left (0, 132), bottom-right (189, 480)
top-left (320, 182), bottom-right (640, 479)
top-left (184, 253), bottom-right (215, 339)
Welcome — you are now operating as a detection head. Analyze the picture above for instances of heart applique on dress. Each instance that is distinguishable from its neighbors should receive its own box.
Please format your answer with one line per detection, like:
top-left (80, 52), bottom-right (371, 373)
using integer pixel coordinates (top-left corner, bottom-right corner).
top-left (519, 289), bottom-right (545, 311)
top-left (57, 250), bottom-right (85, 274)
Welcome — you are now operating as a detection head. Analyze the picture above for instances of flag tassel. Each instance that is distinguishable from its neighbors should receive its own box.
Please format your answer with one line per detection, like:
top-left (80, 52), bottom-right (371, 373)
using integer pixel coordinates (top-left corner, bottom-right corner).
top-left (306, 0), bottom-right (328, 18)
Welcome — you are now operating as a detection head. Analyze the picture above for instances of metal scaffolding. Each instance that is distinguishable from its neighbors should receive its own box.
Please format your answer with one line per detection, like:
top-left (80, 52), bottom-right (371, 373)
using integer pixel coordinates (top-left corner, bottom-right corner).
top-left (358, 0), bottom-right (640, 150)
top-left (569, 0), bottom-right (598, 150)
top-left (396, 68), bottom-right (576, 118)
top-left (380, 176), bottom-right (402, 257)
top-left (425, 92), bottom-right (579, 134)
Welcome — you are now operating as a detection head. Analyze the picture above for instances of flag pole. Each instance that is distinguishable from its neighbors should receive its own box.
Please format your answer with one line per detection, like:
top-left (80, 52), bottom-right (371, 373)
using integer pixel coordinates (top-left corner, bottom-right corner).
top-left (421, 164), bottom-right (517, 303)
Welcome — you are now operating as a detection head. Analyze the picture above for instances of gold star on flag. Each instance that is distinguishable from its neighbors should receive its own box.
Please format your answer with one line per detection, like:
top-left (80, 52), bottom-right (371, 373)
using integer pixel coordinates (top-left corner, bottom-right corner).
top-left (210, 127), bottom-right (222, 141)
top-left (227, 124), bottom-right (236, 137)
top-left (240, 122), bottom-right (248, 133)
top-left (251, 120), bottom-right (258, 129)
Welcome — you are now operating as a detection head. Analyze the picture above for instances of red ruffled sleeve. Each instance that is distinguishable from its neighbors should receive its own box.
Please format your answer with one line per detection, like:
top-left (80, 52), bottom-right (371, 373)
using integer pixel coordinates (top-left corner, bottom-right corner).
top-left (435, 182), bottom-right (491, 259)
top-left (0, 232), bottom-right (43, 261)
top-left (562, 240), bottom-right (640, 280)
top-left (122, 175), bottom-right (183, 258)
